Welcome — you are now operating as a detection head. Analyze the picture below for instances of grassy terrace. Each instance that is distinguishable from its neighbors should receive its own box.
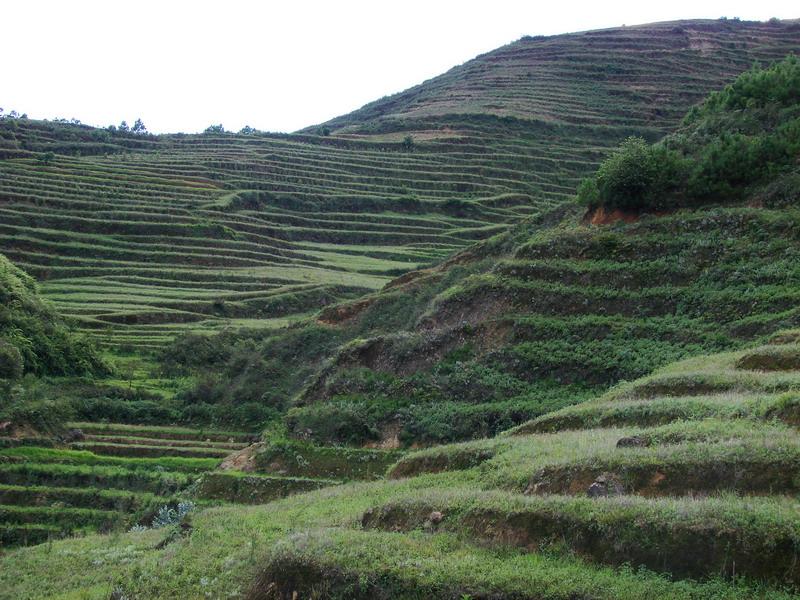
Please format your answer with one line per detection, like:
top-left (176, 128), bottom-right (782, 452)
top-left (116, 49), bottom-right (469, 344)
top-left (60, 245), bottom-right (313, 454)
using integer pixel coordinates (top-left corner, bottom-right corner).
top-left (2, 20), bottom-right (798, 351)
top-left (0, 422), bottom-right (376, 550)
top-left (0, 125), bottom-right (545, 350)
top-left (3, 340), bottom-right (800, 597)
top-left (284, 204), bottom-right (800, 446)
top-left (0, 423), bottom-right (254, 549)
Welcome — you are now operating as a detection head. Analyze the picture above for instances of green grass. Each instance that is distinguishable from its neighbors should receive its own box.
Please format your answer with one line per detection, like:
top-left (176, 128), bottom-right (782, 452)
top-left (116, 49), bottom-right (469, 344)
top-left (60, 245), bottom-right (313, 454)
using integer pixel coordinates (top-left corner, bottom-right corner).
top-left (363, 489), bottom-right (800, 585)
top-left (195, 471), bottom-right (339, 504)
top-left (0, 447), bottom-right (219, 473)
top-left (0, 462), bottom-right (192, 494)
top-left (0, 483), bottom-right (167, 512)
top-left (68, 422), bottom-right (252, 442)
top-left (69, 441), bottom-right (232, 459)
top-left (254, 438), bottom-right (405, 481)
top-left (511, 391), bottom-right (800, 434)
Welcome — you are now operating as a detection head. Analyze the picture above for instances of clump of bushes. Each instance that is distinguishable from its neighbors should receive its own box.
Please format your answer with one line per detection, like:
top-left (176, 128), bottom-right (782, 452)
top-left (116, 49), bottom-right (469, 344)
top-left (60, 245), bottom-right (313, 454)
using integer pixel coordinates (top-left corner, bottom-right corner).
top-left (0, 253), bottom-right (107, 378)
top-left (577, 55), bottom-right (800, 211)
top-left (576, 137), bottom-right (684, 211)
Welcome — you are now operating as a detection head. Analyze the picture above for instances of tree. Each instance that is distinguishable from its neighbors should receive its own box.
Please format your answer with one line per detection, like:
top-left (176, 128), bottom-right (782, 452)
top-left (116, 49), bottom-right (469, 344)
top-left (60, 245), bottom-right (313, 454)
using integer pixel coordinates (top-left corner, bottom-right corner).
top-left (577, 136), bottom-right (684, 211)
top-left (204, 124), bottom-right (226, 134)
top-left (38, 151), bottom-right (55, 166)
top-left (0, 341), bottom-right (23, 380)
top-left (132, 118), bottom-right (147, 134)
top-left (119, 120), bottom-right (130, 132)
top-left (239, 125), bottom-right (258, 135)
top-left (402, 135), bottom-right (415, 150)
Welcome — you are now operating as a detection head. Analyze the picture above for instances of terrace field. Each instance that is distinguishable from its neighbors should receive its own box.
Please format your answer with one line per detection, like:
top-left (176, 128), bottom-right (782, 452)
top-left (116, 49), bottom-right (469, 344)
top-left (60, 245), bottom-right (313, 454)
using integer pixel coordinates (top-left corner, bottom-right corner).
top-left (1, 19), bottom-right (798, 350)
top-left (4, 335), bottom-right (800, 598)
top-left (2, 15), bottom-right (800, 599)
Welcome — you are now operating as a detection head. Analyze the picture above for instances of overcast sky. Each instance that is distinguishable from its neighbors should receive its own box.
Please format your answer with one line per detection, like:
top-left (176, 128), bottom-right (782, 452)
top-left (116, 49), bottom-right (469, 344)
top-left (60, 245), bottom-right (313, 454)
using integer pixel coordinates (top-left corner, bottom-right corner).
top-left (2, 0), bottom-right (796, 133)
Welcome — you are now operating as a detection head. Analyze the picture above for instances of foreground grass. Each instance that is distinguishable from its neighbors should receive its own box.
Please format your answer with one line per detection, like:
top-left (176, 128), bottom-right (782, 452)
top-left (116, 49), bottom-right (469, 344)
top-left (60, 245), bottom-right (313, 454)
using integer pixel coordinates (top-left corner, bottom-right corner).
top-left (2, 472), bottom-right (798, 599)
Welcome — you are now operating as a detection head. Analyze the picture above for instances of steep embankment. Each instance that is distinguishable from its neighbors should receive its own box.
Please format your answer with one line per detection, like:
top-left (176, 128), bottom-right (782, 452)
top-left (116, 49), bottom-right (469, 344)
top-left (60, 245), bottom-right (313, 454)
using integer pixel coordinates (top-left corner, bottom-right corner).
top-left (1, 19), bottom-right (798, 350)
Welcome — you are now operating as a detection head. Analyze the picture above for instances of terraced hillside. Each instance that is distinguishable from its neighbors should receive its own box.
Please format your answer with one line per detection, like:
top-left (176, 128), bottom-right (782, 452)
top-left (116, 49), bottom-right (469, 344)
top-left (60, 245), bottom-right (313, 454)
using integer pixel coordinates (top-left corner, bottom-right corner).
top-left (2, 18), bottom-right (799, 350)
top-left (0, 423), bottom-right (252, 547)
top-left (196, 53), bottom-right (799, 445)
top-left (0, 420), bottom-right (411, 549)
top-left (315, 18), bottom-right (800, 133)
top-left (3, 337), bottom-right (800, 598)
top-left (1, 122), bottom-right (537, 350)
top-left (183, 203), bottom-right (798, 447)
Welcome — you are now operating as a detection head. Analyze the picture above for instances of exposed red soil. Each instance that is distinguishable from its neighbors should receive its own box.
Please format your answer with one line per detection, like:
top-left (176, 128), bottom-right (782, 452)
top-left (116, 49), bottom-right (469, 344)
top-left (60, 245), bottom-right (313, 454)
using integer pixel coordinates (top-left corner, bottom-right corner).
top-left (584, 206), bottom-right (670, 225)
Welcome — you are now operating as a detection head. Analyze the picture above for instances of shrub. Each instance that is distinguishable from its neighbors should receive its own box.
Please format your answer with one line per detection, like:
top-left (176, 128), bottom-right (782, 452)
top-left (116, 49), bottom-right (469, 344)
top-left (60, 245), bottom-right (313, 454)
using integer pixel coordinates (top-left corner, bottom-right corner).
top-left (576, 137), bottom-right (684, 211)
top-left (577, 56), bottom-right (800, 211)
top-left (0, 341), bottom-right (23, 379)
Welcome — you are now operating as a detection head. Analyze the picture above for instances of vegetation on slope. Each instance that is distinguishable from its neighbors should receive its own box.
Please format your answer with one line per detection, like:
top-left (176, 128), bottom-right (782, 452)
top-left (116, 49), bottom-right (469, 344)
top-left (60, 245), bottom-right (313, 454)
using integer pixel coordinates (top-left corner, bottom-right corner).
top-left (0, 253), bottom-right (104, 379)
top-left (170, 194), bottom-right (800, 439)
top-left (150, 51), bottom-right (800, 436)
top-left (0, 19), bottom-right (797, 352)
top-left (577, 54), bottom-right (800, 211)
top-left (3, 338), bottom-right (800, 597)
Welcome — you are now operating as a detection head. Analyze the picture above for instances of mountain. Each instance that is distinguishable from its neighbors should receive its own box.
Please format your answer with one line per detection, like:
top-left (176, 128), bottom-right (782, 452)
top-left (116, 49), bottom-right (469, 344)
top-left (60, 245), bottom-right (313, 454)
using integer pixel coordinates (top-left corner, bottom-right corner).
top-left (0, 18), bottom-right (797, 352)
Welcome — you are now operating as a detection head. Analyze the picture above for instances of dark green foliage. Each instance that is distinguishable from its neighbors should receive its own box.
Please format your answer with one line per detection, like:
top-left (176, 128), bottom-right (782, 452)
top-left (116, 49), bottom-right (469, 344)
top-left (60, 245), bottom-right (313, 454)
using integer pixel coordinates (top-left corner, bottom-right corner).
top-left (164, 325), bottom-right (347, 427)
top-left (0, 341), bottom-right (23, 379)
top-left (0, 254), bottom-right (106, 378)
top-left (576, 137), bottom-right (684, 210)
top-left (578, 55), bottom-right (800, 211)
top-left (687, 54), bottom-right (800, 114)
top-left (286, 369), bottom-right (593, 447)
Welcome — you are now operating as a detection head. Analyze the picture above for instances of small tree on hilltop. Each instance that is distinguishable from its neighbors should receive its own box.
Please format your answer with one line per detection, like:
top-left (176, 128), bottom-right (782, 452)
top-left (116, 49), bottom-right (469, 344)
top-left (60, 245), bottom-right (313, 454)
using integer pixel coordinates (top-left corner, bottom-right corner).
top-left (204, 124), bottom-right (225, 134)
top-left (132, 118), bottom-right (147, 135)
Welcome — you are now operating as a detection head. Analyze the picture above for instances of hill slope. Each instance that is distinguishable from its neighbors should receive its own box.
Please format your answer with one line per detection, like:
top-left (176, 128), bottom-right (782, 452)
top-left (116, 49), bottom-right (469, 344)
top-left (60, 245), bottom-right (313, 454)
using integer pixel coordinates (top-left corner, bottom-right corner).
top-left (314, 19), bottom-right (800, 133)
top-left (1, 19), bottom-right (798, 350)
top-left (162, 52), bottom-right (800, 441)
top-left (3, 337), bottom-right (800, 598)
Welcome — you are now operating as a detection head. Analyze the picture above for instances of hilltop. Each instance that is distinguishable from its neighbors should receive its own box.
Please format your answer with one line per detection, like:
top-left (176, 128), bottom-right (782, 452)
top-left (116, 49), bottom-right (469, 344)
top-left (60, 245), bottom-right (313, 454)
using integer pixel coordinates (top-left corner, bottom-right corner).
top-left (313, 18), bottom-right (800, 133)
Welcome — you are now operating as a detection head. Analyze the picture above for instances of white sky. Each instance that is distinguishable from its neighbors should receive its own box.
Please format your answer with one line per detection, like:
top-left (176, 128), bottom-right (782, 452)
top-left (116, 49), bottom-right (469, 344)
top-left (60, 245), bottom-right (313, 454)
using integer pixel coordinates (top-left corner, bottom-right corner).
top-left (2, 0), bottom-right (796, 133)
